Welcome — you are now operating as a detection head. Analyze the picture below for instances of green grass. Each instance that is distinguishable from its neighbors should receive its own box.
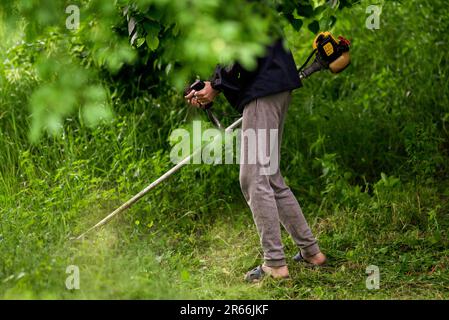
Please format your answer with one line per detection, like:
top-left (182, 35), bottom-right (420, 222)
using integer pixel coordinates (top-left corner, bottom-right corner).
top-left (1, 145), bottom-right (448, 300)
top-left (1, 193), bottom-right (448, 299)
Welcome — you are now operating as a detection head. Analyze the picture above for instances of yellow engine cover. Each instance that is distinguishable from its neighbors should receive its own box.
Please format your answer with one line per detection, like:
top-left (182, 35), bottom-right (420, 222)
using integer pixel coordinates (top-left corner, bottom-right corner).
top-left (313, 31), bottom-right (339, 49)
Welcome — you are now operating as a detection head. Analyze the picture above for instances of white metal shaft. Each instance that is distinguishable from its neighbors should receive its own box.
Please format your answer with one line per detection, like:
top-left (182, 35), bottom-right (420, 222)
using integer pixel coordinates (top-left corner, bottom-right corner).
top-left (75, 117), bottom-right (243, 240)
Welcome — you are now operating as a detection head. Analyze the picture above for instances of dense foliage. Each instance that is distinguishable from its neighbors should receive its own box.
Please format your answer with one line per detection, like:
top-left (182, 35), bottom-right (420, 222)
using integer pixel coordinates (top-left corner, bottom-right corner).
top-left (1, 0), bottom-right (362, 141)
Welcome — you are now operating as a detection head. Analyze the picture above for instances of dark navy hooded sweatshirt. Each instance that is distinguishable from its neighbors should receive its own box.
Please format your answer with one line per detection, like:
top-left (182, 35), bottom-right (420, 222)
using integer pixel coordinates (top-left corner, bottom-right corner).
top-left (210, 38), bottom-right (302, 113)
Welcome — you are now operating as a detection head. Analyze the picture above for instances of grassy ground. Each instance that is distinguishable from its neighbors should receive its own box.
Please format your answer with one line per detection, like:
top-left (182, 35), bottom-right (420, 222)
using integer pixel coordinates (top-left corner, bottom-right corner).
top-left (1, 180), bottom-right (448, 299)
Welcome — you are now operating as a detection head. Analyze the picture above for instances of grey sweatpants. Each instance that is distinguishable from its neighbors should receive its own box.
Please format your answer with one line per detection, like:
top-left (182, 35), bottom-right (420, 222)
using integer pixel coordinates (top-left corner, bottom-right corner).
top-left (239, 91), bottom-right (320, 267)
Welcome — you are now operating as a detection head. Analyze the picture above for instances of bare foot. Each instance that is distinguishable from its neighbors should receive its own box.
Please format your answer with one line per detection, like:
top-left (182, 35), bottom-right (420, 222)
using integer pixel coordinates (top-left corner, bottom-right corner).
top-left (305, 252), bottom-right (327, 266)
top-left (261, 264), bottom-right (290, 279)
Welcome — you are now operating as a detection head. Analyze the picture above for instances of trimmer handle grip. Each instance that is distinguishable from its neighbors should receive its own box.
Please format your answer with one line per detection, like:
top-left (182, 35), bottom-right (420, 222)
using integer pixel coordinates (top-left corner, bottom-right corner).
top-left (184, 80), bottom-right (213, 110)
top-left (299, 59), bottom-right (324, 79)
top-left (185, 79), bottom-right (223, 129)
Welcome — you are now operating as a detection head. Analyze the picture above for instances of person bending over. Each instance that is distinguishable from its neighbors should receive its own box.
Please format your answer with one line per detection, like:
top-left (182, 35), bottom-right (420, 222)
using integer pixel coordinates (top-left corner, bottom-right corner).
top-left (185, 38), bottom-right (326, 282)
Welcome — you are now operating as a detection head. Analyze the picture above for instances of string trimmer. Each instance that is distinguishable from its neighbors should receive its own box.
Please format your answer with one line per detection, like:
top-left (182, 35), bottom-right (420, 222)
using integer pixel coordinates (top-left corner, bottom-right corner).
top-left (74, 31), bottom-right (351, 240)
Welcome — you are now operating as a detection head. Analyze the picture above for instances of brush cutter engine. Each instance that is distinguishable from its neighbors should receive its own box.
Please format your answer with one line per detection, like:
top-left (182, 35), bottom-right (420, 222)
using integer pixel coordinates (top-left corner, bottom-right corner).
top-left (299, 31), bottom-right (351, 79)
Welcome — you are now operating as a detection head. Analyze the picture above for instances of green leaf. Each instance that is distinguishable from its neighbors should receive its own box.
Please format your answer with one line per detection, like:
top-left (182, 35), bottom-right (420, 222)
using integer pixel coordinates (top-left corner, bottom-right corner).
top-left (313, 5), bottom-right (327, 16)
top-left (291, 18), bottom-right (303, 31)
top-left (296, 4), bottom-right (314, 18)
top-left (136, 37), bottom-right (145, 48)
top-left (308, 20), bottom-right (320, 34)
top-left (144, 20), bottom-right (160, 51)
top-left (319, 15), bottom-right (338, 30)
top-left (284, 13), bottom-right (303, 31)
top-left (146, 33), bottom-right (159, 51)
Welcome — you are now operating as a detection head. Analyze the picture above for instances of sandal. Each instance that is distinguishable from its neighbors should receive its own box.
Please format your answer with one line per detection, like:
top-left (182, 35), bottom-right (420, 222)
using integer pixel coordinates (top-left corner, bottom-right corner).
top-left (244, 265), bottom-right (291, 283)
top-left (293, 252), bottom-right (327, 268)
top-left (244, 265), bottom-right (265, 283)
